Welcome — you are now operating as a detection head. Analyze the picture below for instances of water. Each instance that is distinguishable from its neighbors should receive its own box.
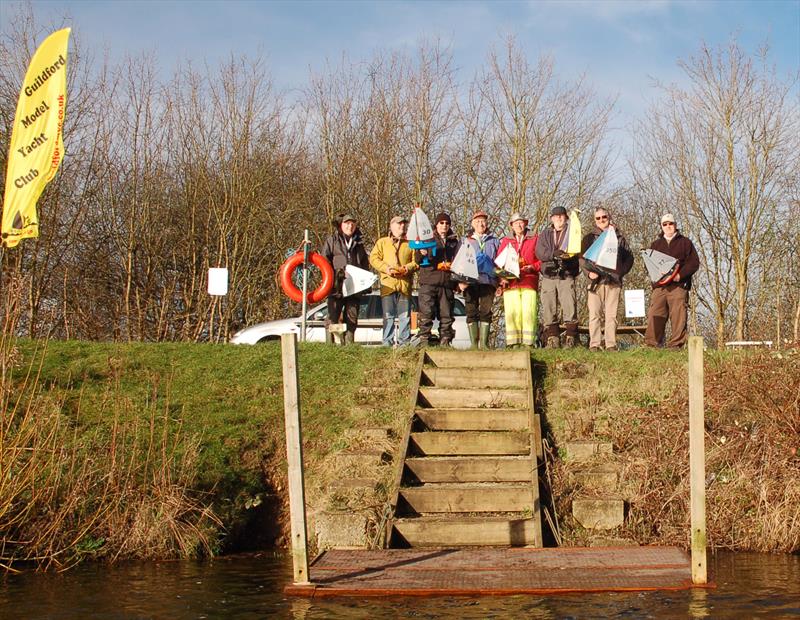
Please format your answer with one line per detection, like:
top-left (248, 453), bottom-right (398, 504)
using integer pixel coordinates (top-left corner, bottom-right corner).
top-left (2, 551), bottom-right (798, 619)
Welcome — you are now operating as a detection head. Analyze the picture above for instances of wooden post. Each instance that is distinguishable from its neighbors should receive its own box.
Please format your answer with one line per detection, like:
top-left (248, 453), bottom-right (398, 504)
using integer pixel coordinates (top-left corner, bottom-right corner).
top-left (281, 333), bottom-right (310, 585)
top-left (688, 336), bottom-right (707, 584)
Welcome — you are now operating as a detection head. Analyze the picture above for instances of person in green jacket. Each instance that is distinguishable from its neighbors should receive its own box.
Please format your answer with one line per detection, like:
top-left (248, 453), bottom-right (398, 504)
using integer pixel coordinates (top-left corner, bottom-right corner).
top-left (369, 215), bottom-right (419, 346)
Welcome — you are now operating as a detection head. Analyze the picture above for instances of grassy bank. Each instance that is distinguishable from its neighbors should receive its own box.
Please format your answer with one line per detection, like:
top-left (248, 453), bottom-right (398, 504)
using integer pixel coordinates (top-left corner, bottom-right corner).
top-left (3, 339), bottom-right (416, 568)
top-left (3, 340), bottom-right (798, 569)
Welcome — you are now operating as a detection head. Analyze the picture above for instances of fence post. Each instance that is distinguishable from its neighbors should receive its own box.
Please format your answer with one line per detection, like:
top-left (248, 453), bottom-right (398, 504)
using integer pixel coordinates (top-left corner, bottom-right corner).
top-left (688, 335), bottom-right (707, 584)
top-left (281, 333), bottom-right (310, 584)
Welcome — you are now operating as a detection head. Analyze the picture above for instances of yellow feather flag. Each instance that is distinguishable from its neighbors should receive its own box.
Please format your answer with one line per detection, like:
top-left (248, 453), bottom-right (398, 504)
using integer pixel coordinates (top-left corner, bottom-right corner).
top-left (2, 28), bottom-right (70, 248)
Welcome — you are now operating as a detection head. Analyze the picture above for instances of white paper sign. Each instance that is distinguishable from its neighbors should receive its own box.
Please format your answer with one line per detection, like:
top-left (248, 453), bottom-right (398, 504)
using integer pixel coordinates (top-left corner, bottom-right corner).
top-left (624, 289), bottom-right (646, 318)
top-left (208, 267), bottom-right (229, 296)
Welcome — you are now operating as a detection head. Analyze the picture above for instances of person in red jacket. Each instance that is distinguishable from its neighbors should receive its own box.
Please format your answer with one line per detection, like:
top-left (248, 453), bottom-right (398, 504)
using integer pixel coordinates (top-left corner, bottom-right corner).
top-left (496, 213), bottom-right (541, 348)
top-left (644, 213), bottom-right (700, 348)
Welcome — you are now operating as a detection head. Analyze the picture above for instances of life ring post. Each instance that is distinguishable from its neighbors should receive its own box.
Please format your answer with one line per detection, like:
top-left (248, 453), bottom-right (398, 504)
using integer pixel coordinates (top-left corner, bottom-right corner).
top-left (300, 230), bottom-right (310, 342)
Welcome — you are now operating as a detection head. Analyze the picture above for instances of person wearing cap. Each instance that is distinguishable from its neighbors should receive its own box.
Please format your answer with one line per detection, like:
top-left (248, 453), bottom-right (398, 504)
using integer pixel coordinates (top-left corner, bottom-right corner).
top-left (415, 211), bottom-right (460, 347)
top-left (644, 213), bottom-right (700, 348)
top-left (457, 210), bottom-right (501, 348)
top-left (536, 205), bottom-right (581, 348)
top-left (321, 213), bottom-right (370, 344)
top-left (496, 212), bottom-right (541, 348)
top-left (369, 215), bottom-right (419, 346)
top-left (580, 205), bottom-right (634, 351)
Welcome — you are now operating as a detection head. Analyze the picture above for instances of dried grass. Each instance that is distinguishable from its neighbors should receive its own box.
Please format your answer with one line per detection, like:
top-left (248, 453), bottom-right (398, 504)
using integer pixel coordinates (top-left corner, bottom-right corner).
top-left (0, 281), bottom-right (220, 571)
top-left (549, 350), bottom-right (800, 552)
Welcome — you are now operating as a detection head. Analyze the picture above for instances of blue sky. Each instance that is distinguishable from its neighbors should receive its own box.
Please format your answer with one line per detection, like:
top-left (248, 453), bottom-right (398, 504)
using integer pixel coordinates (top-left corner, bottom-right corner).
top-left (3, 0), bottom-right (799, 171)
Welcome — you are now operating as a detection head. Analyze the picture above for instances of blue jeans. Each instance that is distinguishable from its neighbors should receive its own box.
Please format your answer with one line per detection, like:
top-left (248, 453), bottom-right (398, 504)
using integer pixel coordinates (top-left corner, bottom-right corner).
top-left (382, 292), bottom-right (412, 346)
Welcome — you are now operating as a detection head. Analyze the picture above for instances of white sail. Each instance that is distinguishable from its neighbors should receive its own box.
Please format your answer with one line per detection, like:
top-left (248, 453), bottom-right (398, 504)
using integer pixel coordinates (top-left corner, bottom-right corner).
top-left (406, 206), bottom-right (433, 242)
top-left (641, 249), bottom-right (679, 284)
top-left (342, 265), bottom-right (377, 297)
top-left (584, 226), bottom-right (618, 270)
top-left (494, 244), bottom-right (520, 278)
top-left (450, 242), bottom-right (479, 281)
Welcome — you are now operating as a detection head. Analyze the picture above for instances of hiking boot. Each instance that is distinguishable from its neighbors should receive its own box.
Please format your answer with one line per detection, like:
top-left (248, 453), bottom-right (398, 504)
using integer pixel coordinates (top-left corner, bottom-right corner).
top-left (590, 346), bottom-right (601, 352)
top-left (467, 323), bottom-right (479, 349)
top-left (564, 335), bottom-right (577, 348)
top-left (546, 336), bottom-right (560, 349)
top-left (479, 323), bottom-right (491, 350)
top-left (439, 337), bottom-right (452, 348)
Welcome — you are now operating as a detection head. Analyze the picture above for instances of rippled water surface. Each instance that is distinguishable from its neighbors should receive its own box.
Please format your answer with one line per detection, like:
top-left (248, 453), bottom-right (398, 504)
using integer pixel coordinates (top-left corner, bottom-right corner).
top-left (2, 551), bottom-right (798, 619)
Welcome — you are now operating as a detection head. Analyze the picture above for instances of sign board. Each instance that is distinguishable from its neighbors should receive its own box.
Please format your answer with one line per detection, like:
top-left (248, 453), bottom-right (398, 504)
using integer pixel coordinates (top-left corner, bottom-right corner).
top-left (624, 289), bottom-right (646, 318)
top-left (208, 267), bottom-right (229, 296)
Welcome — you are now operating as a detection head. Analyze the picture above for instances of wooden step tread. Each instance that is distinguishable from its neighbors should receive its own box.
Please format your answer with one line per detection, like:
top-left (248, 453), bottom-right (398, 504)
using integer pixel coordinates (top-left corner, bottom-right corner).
top-left (398, 484), bottom-right (536, 514)
top-left (405, 455), bottom-right (535, 483)
top-left (422, 367), bottom-right (528, 388)
top-left (415, 408), bottom-right (530, 431)
top-left (410, 431), bottom-right (531, 456)
top-left (392, 516), bottom-right (541, 547)
top-left (418, 387), bottom-right (528, 409)
top-left (425, 349), bottom-right (529, 369)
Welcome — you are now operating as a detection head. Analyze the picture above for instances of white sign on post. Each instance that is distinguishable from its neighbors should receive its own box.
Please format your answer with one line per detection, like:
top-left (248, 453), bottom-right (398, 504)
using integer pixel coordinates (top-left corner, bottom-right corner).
top-left (208, 268), bottom-right (229, 296)
top-left (624, 289), bottom-right (646, 318)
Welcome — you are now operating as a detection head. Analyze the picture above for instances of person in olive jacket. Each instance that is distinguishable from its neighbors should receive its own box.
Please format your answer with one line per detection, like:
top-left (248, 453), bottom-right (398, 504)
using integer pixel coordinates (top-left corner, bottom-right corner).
top-left (580, 205), bottom-right (634, 351)
top-left (644, 213), bottom-right (700, 348)
top-left (369, 215), bottom-right (418, 346)
top-left (321, 213), bottom-right (370, 344)
top-left (415, 212), bottom-right (460, 347)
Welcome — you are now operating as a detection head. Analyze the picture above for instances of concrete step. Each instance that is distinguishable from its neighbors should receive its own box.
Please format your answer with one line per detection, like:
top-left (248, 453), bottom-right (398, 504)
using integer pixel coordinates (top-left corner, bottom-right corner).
top-left (315, 511), bottom-right (370, 549)
top-left (392, 516), bottom-right (540, 546)
top-left (563, 441), bottom-right (613, 462)
top-left (425, 349), bottom-right (529, 369)
top-left (572, 498), bottom-right (625, 530)
top-left (398, 483), bottom-right (535, 514)
top-left (422, 367), bottom-right (528, 389)
top-left (333, 449), bottom-right (390, 474)
top-left (405, 456), bottom-right (535, 483)
top-left (410, 431), bottom-right (530, 456)
top-left (415, 408), bottom-right (530, 431)
top-left (343, 427), bottom-right (392, 442)
top-left (418, 387), bottom-right (528, 409)
top-left (573, 467), bottom-right (619, 489)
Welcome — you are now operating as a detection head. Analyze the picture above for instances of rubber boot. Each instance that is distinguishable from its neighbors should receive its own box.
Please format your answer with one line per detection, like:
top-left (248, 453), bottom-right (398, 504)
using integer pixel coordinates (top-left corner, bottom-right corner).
top-left (468, 322), bottom-right (479, 349)
top-left (479, 323), bottom-right (491, 350)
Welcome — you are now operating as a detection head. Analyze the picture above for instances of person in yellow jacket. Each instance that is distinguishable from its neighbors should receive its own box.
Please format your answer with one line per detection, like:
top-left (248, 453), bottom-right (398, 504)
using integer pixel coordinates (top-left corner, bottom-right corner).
top-left (369, 215), bottom-right (419, 346)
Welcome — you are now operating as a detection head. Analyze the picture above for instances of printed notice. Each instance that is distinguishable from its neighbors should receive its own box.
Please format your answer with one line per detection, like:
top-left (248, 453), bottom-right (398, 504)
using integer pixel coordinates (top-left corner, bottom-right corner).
top-left (625, 289), bottom-right (646, 318)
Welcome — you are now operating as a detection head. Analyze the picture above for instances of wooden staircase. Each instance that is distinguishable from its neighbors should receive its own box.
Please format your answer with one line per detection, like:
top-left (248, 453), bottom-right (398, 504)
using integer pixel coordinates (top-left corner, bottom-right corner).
top-left (387, 350), bottom-right (543, 548)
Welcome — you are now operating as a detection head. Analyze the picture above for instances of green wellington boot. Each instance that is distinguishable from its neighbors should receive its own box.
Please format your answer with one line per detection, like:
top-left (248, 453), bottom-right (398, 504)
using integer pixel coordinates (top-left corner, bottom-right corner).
top-left (479, 322), bottom-right (491, 350)
top-left (468, 322), bottom-right (479, 349)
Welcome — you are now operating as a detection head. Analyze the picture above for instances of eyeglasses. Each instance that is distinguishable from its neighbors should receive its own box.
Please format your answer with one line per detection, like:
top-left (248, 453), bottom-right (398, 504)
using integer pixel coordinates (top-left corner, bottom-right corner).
top-left (594, 215), bottom-right (609, 221)
top-left (661, 222), bottom-right (675, 227)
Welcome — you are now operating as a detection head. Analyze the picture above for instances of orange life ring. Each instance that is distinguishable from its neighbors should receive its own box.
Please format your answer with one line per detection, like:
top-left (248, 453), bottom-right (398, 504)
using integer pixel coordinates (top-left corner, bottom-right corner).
top-left (279, 252), bottom-right (334, 303)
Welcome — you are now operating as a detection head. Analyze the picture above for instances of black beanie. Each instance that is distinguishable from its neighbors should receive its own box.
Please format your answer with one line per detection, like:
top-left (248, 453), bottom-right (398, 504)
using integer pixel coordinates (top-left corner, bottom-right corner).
top-left (435, 212), bottom-right (451, 225)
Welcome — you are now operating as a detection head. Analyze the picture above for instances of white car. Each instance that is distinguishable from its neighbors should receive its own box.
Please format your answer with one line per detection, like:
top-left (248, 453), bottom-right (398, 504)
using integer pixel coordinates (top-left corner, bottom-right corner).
top-left (230, 291), bottom-right (471, 348)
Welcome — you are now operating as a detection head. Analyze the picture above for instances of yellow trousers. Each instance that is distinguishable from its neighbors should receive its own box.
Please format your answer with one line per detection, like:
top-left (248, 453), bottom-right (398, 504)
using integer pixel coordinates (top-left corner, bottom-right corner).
top-left (503, 288), bottom-right (538, 346)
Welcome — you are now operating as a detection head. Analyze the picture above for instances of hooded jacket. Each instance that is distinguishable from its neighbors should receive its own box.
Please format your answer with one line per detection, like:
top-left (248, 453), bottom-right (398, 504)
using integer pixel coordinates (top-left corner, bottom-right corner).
top-left (649, 230), bottom-right (700, 290)
top-left (580, 225), bottom-right (634, 285)
top-left (416, 231), bottom-right (460, 287)
top-left (497, 232), bottom-right (541, 291)
top-left (535, 224), bottom-right (580, 279)
top-left (321, 228), bottom-right (370, 295)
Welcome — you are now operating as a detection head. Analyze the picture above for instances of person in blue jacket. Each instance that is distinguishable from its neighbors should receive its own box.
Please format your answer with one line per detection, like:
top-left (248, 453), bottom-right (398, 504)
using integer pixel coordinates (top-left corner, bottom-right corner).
top-left (456, 210), bottom-right (500, 349)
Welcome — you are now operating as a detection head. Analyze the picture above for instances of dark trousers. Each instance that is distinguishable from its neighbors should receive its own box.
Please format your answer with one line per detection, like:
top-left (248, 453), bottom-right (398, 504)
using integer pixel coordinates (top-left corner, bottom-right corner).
top-left (327, 295), bottom-right (360, 334)
top-left (418, 283), bottom-right (455, 342)
top-left (463, 283), bottom-right (495, 323)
